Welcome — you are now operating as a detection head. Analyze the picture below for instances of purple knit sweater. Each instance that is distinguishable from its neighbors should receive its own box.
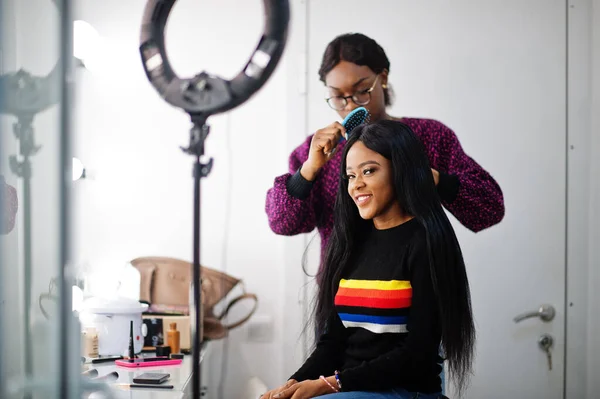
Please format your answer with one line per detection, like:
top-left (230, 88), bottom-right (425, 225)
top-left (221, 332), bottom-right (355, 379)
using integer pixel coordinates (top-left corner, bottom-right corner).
top-left (1, 175), bottom-right (18, 235)
top-left (265, 118), bottom-right (504, 258)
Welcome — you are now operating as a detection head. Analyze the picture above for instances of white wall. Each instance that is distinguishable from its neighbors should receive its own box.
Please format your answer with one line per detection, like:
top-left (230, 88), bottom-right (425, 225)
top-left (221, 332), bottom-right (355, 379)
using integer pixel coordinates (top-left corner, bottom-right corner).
top-left (587, 0), bottom-right (600, 395)
top-left (71, 0), bottom-right (295, 397)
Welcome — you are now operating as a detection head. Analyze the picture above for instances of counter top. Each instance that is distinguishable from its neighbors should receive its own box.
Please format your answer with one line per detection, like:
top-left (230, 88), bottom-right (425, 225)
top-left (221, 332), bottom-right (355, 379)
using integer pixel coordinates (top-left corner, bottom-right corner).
top-left (86, 346), bottom-right (207, 399)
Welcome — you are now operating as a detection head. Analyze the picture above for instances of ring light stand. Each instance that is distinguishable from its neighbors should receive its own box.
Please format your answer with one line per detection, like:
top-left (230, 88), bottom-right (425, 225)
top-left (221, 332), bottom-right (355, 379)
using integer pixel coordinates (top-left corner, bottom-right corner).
top-left (139, 1), bottom-right (289, 397)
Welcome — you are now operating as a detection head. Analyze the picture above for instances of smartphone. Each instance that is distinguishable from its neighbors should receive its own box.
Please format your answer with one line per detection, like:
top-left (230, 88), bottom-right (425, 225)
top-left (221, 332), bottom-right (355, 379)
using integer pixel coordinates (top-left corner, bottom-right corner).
top-left (132, 372), bottom-right (170, 384)
top-left (115, 357), bottom-right (182, 368)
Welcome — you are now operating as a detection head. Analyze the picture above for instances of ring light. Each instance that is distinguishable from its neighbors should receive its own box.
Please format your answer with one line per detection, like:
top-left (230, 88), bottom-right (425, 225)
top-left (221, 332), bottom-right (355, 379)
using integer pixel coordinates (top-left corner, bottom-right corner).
top-left (139, 0), bottom-right (290, 118)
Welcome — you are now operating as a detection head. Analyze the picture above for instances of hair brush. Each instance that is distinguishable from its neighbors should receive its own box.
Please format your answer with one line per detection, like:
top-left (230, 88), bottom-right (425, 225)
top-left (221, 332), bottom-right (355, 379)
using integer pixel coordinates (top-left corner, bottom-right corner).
top-left (341, 106), bottom-right (370, 140)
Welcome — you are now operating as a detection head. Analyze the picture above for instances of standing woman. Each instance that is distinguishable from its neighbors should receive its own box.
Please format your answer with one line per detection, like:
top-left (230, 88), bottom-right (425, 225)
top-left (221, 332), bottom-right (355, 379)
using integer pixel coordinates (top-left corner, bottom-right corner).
top-left (265, 33), bottom-right (504, 266)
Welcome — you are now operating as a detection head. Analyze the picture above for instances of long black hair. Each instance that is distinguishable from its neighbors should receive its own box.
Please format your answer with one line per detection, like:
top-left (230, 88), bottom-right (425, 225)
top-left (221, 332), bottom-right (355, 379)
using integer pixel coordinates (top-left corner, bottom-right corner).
top-left (314, 119), bottom-right (475, 394)
top-left (318, 33), bottom-right (394, 106)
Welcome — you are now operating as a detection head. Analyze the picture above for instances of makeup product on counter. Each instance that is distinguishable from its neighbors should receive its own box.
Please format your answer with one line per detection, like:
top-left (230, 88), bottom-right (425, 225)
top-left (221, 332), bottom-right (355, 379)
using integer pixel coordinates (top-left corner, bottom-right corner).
top-left (142, 315), bottom-right (191, 351)
top-left (128, 320), bottom-right (135, 359)
top-left (91, 356), bottom-right (123, 364)
top-left (82, 328), bottom-right (99, 358)
top-left (166, 323), bottom-right (180, 354)
top-left (155, 345), bottom-right (171, 357)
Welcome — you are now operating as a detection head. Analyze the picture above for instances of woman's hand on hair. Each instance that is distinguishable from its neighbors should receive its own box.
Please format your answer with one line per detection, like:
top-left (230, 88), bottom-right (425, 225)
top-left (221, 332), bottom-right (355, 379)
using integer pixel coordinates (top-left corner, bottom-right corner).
top-left (259, 379), bottom-right (297, 399)
top-left (272, 378), bottom-right (334, 399)
top-left (301, 122), bottom-right (346, 181)
top-left (431, 168), bottom-right (440, 186)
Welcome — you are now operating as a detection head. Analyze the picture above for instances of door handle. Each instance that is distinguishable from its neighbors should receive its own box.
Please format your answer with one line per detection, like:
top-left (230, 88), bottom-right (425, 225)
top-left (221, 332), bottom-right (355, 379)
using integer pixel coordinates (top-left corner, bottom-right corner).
top-left (513, 304), bottom-right (555, 323)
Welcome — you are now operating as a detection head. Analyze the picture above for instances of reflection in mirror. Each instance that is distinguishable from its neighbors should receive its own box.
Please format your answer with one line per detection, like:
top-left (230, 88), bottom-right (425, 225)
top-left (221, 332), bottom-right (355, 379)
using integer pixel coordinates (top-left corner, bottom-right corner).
top-left (0, 0), bottom-right (79, 398)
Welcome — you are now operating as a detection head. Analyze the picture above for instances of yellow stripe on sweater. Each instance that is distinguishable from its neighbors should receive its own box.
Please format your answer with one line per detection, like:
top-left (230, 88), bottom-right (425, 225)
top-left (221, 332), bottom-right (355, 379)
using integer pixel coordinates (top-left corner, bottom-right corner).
top-left (339, 279), bottom-right (411, 291)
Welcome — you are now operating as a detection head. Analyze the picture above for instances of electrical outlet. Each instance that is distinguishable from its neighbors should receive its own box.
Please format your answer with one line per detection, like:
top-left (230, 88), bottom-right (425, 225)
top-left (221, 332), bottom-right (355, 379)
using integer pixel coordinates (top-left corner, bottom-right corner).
top-left (246, 314), bottom-right (273, 343)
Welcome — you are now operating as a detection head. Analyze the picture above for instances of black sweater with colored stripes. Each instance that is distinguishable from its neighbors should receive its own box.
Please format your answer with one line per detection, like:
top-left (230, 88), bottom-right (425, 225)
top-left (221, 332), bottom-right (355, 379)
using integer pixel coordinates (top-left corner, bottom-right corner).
top-left (290, 218), bottom-right (442, 393)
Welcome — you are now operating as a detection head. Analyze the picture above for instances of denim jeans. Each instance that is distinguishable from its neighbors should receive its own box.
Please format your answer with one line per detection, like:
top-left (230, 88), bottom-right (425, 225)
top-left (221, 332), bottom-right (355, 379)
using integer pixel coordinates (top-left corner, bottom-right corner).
top-left (317, 387), bottom-right (443, 399)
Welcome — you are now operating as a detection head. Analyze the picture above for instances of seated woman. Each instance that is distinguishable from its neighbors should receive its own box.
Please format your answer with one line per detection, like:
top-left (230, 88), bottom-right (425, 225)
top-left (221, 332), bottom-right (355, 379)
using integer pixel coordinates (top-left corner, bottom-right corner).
top-left (261, 120), bottom-right (475, 399)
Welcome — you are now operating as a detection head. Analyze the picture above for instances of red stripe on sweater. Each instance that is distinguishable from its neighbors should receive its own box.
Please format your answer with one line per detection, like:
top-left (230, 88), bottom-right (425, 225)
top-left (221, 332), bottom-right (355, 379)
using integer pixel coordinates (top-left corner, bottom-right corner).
top-left (336, 286), bottom-right (412, 299)
top-left (335, 295), bottom-right (412, 309)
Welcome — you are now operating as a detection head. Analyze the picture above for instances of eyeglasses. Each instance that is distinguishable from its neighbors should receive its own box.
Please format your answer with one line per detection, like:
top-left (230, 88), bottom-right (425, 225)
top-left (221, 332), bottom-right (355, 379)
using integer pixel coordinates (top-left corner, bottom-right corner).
top-left (325, 75), bottom-right (380, 111)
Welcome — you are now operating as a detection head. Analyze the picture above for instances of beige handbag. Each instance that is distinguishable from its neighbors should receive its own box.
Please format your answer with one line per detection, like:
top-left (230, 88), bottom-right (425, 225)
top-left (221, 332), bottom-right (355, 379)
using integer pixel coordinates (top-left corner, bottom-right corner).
top-left (130, 256), bottom-right (258, 340)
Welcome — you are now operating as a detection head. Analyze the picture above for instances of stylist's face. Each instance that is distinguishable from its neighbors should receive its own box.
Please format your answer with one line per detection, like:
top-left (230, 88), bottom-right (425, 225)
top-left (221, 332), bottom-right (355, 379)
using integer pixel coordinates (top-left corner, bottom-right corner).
top-left (324, 61), bottom-right (388, 122)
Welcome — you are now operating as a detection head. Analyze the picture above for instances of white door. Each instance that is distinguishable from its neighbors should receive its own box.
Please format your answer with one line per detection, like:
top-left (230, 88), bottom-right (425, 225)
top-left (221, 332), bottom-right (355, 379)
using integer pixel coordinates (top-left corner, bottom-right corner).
top-left (303, 1), bottom-right (566, 398)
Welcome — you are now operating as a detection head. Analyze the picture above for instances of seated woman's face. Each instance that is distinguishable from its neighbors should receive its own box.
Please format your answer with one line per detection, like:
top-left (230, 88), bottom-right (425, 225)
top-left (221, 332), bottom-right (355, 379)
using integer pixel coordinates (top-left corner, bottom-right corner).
top-left (345, 141), bottom-right (399, 224)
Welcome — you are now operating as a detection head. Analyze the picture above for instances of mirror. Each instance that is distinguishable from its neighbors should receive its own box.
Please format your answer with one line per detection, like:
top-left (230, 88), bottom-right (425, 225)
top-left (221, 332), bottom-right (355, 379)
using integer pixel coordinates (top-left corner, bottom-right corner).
top-left (0, 0), bottom-right (74, 397)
